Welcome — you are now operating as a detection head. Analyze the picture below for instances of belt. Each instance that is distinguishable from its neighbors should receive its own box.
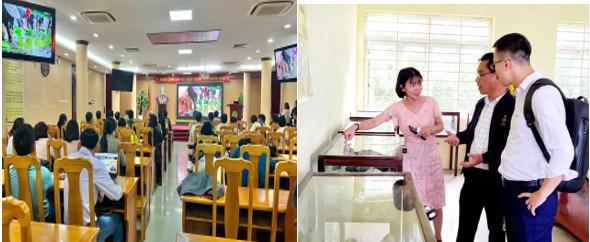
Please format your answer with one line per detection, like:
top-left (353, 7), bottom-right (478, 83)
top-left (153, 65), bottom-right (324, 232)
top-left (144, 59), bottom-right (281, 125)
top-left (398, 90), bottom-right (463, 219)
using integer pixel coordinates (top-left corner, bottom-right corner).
top-left (501, 178), bottom-right (544, 188)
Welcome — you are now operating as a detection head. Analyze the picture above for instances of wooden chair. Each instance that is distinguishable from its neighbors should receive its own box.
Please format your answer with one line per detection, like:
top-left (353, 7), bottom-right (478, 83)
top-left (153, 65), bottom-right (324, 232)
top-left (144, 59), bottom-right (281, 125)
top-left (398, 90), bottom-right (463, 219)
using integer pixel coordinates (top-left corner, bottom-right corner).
top-left (94, 119), bottom-right (104, 136)
top-left (3, 137), bottom-right (7, 158)
top-left (270, 123), bottom-right (280, 132)
top-left (2, 196), bottom-right (32, 242)
top-left (196, 135), bottom-right (219, 145)
top-left (47, 125), bottom-right (59, 139)
top-left (284, 127), bottom-right (297, 140)
top-left (46, 139), bottom-right (67, 172)
top-left (212, 158), bottom-right (254, 240)
top-left (222, 135), bottom-right (241, 156)
top-left (192, 124), bottom-right (203, 144)
top-left (239, 145), bottom-right (271, 190)
top-left (118, 128), bottom-right (135, 143)
top-left (195, 144), bottom-right (225, 175)
top-left (271, 161), bottom-right (297, 242)
top-left (80, 120), bottom-right (87, 127)
top-left (212, 120), bottom-right (221, 128)
top-left (240, 131), bottom-right (258, 137)
top-left (60, 125), bottom-right (67, 140)
top-left (267, 132), bottom-right (287, 154)
top-left (3, 155), bottom-right (45, 222)
top-left (256, 126), bottom-right (271, 139)
top-left (216, 130), bottom-right (232, 146)
top-left (139, 127), bottom-right (154, 149)
top-left (244, 133), bottom-right (265, 145)
top-left (237, 120), bottom-right (247, 132)
top-left (288, 138), bottom-right (298, 160)
top-left (133, 123), bottom-right (144, 135)
top-left (220, 125), bottom-right (234, 133)
top-left (53, 157), bottom-right (95, 227)
top-left (115, 142), bottom-right (148, 241)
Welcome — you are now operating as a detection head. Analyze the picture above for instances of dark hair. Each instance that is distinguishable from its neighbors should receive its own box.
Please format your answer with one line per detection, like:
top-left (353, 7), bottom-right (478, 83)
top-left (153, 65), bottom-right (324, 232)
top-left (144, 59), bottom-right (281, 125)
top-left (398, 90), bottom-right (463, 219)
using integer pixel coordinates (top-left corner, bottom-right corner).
top-left (80, 128), bottom-right (99, 150)
top-left (479, 52), bottom-right (495, 72)
top-left (284, 102), bottom-right (290, 109)
top-left (258, 114), bottom-right (266, 122)
top-left (250, 115), bottom-right (258, 123)
top-left (114, 111), bottom-right (120, 120)
top-left (13, 124), bottom-right (35, 155)
top-left (230, 116), bottom-right (237, 123)
top-left (106, 110), bottom-right (114, 118)
top-left (163, 111), bottom-right (168, 118)
top-left (99, 118), bottom-right (116, 152)
top-left (208, 112), bottom-right (214, 122)
top-left (395, 67), bottom-right (423, 98)
top-left (238, 137), bottom-right (252, 147)
top-left (64, 119), bottom-right (80, 142)
top-left (220, 113), bottom-right (228, 123)
top-left (493, 33), bottom-right (531, 62)
top-left (279, 116), bottom-right (287, 127)
top-left (33, 121), bottom-right (48, 141)
top-left (271, 114), bottom-right (280, 124)
top-left (127, 109), bottom-right (134, 119)
top-left (9, 117), bottom-right (25, 137)
top-left (268, 144), bottom-right (279, 157)
top-left (200, 121), bottom-right (214, 136)
top-left (117, 118), bottom-right (127, 127)
top-left (85, 112), bottom-right (93, 123)
top-left (195, 111), bottom-right (202, 122)
top-left (57, 113), bottom-right (67, 129)
top-left (148, 114), bottom-right (158, 128)
top-left (96, 110), bottom-right (102, 119)
top-left (214, 110), bottom-right (220, 118)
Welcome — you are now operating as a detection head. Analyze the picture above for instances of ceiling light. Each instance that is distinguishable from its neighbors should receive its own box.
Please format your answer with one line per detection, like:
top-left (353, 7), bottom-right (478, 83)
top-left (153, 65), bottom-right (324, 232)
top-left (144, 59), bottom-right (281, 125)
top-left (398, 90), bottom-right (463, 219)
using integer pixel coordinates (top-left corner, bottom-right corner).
top-left (169, 10), bottom-right (192, 21)
top-left (183, 72), bottom-right (191, 75)
top-left (167, 65), bottom-right (172, 68)
top-left (108, 45), bottom-right (113, 49)
top-left (267, 38), bottom-right (274, 43)
top-left (93, 33), bottom-right (99, 38)
top-left (129, 60), bottom-right (133, 64)
top-left (256, 49), bottom-right (260, 53)
top-left (120, 54), bottom-right (124, 58)
top-left (240, 64), bottom-right (261, 70)
top-left (247, 57), bottom-right (252, 60)
top-left (178, 49), bottom-right (192, 54)
top-left (64, 53), bottom-right (69, 56)
top-left (177, 65), bottom-right (221, 71)
top-left (70, 15), bottom-right (77, 21)
top-left (284, 24), bottom-right (291, 29)
top-left (93, 66), bottom-right (97, 68)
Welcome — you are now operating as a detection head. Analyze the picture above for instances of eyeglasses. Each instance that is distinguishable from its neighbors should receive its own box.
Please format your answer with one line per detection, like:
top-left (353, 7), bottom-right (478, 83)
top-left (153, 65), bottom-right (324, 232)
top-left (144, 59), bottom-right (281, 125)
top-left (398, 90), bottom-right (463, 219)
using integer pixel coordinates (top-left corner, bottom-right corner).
top-left (491, 59), bottom-right (506, 70)
top-left (476, 72), bottom-right (494, 78)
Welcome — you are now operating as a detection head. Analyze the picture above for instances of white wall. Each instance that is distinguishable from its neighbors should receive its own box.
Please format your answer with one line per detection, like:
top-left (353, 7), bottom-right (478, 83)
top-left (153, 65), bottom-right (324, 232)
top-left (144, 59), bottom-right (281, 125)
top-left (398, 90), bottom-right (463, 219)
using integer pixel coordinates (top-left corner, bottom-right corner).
top-left (298, 5), bottom-right (358, 183)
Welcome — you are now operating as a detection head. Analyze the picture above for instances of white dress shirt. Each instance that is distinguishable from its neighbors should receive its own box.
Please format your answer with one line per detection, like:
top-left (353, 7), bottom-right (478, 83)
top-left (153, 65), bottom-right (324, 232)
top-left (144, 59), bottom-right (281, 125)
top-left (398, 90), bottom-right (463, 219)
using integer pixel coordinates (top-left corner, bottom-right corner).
top-left (470, 93), bottom-right (505, 170)
top-left (499, 72), bottom-right (575, 181)
top-left (64, 147), bottom-right (123, 225)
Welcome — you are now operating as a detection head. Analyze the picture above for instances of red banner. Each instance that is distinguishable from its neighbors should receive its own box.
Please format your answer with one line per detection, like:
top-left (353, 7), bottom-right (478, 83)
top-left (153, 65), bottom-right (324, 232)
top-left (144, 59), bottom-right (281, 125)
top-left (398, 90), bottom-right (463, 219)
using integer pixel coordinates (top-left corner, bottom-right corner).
top-left (155, 73), bottom-right (231, 83)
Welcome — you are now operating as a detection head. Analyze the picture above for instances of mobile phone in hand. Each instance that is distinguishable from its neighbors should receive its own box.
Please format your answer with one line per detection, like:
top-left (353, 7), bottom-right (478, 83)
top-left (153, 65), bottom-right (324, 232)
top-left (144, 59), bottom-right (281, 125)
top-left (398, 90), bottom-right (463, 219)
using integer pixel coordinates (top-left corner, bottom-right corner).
top-left (409, 125), bottom-right (426, 140)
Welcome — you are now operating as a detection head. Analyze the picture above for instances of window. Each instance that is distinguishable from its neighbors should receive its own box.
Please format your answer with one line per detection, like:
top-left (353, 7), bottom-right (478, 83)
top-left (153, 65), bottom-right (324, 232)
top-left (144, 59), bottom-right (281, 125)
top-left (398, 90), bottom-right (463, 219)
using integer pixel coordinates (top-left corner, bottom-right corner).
top-left (555, 22), bottom-right (589, 98)
top-left (363, 12), bottom-right (492, 111)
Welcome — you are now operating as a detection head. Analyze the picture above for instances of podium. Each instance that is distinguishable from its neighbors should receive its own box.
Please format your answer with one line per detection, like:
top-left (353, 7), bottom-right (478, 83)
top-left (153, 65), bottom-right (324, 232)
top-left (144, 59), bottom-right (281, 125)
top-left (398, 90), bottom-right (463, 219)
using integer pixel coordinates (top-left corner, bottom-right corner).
top-left (228, 103), bottom-right (244, 120)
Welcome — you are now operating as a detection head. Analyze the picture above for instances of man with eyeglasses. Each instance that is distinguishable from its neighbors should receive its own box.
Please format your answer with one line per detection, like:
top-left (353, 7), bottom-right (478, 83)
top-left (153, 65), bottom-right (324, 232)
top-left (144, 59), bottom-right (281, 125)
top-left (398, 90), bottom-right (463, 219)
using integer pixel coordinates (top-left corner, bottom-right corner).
top-left (494, 33), bottom-right (574, 242)
top-left (445, 52), bottom-right (514, 242)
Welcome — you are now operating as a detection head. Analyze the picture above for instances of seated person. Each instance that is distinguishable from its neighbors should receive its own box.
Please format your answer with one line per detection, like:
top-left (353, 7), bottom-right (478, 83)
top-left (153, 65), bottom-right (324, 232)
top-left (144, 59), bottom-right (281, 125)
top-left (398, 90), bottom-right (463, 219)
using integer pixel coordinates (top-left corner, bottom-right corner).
top-left (188, 121), bottom-right (216, 171)
top-left (34, 121), bottom-right (53, 165)
top-left (230, 138), bottom-right (277, 189)
top-left (99, 118), bottom-right (126, 168)
top-left (147, 114), bottom-right (163, 185)
top-left (85, 111), bottom-right (94, 126)
top-left (66, 129), bottom-right (124, 242)
top-left (207, 112), bottom-right (215, 122)
top-left (9, 124), bottom-right (55, 222)
top-left (249, 115), bottom-right (262, 132)
top-left (258, 114), bottom-right (267, 127)
top-left (188, 111), bottom-right (202, 144)
top-left (114, 111), bottom-right (120, 121)
top-left (126, 110), bottom-right (135, 129)
top-left (64, 120), bottom-right (80, 154)
top-left (276, 115), bottom-right (287, 133)
top-left (6, 117), bottom-right (25, 156)
top-left (214, 113), bottom-right (229, 133)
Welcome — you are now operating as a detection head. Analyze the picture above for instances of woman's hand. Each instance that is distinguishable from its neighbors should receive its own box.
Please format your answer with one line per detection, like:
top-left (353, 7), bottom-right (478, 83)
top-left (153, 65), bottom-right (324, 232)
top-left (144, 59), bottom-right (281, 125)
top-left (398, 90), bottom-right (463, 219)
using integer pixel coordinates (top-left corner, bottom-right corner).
top-left (343, 125), bottom-right (356, 141)
top-left (417, 126), bottom-right (433, 138)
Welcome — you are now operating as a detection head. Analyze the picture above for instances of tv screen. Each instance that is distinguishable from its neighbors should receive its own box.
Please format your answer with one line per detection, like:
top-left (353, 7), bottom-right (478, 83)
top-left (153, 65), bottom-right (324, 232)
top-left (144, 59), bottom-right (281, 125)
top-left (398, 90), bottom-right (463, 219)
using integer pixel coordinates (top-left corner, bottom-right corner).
top-left (2, 0), bottom-right (56, 64)
top-left (274, 44), bottom-right (297, 82)
top-left (177, 83), bottom-right (223, 119)
top-left (111, 69), bottom-right (134, 92)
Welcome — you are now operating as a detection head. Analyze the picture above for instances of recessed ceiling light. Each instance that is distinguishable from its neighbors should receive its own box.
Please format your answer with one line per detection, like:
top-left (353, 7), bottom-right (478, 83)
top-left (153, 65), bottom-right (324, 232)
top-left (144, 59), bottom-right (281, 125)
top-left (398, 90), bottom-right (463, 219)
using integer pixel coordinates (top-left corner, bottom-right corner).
top-left (129, 60), bottom-right (133, 64)
top-left (183, 72), bottom-right (191, 75)
top-left (178, 49), bottom-right (192, 55)
top-left (120, 54), bottom-right (124, 58)
top-left (168, 65), bottom-right (172, 68)
top-left (284, 24), bottom-right (291, 29)
top-left (93, 66), bottom-right (97, 68)
top-left (70, 15), bottom-right (77, 21)
top-left (169, 10), bottom-right (192, 21)
top-left (64, 53), bottom-right (69, 56)
top-left (108, 45), bottom-right (113, 49)
top-left (267, 38), bottom-right (274, 43)
top-left (93, 33), bottom-right (99, 38)
top-left (247, 57), bottom-right (252, 60)
top-left (256, 49), bottom-right (260, 53)
top-left (172, 74), bottom-right (175, 76)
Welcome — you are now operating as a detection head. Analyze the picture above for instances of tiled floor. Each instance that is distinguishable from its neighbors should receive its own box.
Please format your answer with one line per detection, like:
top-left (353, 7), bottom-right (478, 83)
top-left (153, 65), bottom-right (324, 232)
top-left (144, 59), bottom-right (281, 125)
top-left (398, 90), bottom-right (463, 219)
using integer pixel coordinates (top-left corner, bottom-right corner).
top-left (143, 141), bottom-right (582, 241)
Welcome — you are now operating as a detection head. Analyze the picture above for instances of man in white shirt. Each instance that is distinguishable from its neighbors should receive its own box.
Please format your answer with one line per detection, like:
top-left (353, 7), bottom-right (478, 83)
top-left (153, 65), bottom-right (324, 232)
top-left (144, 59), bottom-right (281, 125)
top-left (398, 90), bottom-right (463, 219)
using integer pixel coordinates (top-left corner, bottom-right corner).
top-left (188, 111), bottom-right (202, 144)
top-left (65, 128), bottom-right (124, 242)
top-left (446, 52), bottom-right (514, 242)
top-left (493, 33), bottom-right (574, 242)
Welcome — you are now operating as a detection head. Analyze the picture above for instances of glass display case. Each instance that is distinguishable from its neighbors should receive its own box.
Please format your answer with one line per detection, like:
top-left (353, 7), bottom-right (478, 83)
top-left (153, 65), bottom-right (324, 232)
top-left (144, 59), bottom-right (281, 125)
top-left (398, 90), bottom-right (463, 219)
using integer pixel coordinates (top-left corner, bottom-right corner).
top-left (298, 172), bottom-right (436, 242)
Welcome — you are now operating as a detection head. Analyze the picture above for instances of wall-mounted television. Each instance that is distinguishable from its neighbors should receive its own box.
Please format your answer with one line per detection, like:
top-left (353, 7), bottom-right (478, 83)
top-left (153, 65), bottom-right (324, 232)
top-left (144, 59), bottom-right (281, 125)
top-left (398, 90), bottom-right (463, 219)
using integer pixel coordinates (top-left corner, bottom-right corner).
top-left (111, 69), bottom-right (134, 92)
top-left (2, 0), bottom-right (56, 64)
top-left (177, 83), bottom-right (223, 119)
top-left (274, 44), bottom-right (297, 82)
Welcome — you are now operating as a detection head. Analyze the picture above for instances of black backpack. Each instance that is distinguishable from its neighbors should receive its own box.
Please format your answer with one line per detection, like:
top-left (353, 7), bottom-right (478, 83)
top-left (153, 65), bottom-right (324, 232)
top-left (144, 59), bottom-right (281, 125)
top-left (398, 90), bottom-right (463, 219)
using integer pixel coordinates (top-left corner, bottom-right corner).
top-left (524, 78), bottom-right (589, 193)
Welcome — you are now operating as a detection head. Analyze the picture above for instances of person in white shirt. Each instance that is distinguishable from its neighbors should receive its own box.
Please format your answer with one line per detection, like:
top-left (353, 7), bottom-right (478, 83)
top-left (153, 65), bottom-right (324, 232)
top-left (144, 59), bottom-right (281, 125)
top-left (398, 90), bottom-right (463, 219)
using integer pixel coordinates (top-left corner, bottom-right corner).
top-left (493, 33), bottom-right (574, 242)
top-left (5, 117), bottom-right (24, 156)
top-left (281, 102), bottom-right (291, 122)
top-left (188, 111), bottom-right (202, 144)
top-left (65, 128), bottom-right (124, 242)
top-left (445, 52), bottom-right (515, 242)
top-left (249, 115), bottom-right (262, 132)
top-left (214, 113), bottom-right (229, 133)
top-left (33, 121), bottom-right (52, 162)
top-left (63, 120), bottom-right (80, 154)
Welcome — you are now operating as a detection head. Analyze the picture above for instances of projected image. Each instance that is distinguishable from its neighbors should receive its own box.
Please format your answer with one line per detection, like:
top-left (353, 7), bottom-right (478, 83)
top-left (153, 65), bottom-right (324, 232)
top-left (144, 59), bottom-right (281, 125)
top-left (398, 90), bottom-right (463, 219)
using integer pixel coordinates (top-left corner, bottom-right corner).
top-left (2, 2), bottom-right (54, 58)
top-left (275, 44), bottom-right (297, 81)
top-left (177, 84), bottom-right (223, 119)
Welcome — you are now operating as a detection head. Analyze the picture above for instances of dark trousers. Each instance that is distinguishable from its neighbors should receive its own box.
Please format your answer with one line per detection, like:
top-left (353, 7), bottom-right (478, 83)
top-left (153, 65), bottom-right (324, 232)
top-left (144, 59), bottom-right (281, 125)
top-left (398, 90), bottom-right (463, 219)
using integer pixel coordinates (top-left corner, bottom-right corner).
top-left (503, 180), bottom-right (557, 242)
top-left (457, 168), bottom-right (505, 242)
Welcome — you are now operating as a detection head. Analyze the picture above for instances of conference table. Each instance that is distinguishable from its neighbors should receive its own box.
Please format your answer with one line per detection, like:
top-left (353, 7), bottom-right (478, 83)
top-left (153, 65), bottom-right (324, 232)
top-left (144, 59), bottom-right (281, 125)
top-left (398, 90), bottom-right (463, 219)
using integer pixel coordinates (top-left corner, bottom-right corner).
top-left (298, 172), bottom-right (436, 241)
top-left (8, 220), bottom-right (100, 242)
top-left (181, 187), bottom-right (290, 241)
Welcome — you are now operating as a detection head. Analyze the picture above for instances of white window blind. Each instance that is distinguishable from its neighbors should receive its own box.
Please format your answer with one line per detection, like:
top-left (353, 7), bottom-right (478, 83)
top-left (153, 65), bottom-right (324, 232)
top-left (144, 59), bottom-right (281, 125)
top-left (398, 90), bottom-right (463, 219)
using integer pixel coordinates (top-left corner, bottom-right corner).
top-left (364, 12), bottom-right (492, 111)
top-left (555, 22), bottom-right (589, 98)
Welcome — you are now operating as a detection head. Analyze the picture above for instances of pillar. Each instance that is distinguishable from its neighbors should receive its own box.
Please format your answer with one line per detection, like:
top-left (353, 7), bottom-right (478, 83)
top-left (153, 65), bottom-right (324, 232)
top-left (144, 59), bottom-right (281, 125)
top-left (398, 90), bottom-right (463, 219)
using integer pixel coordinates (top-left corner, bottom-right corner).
top-left (243, 72), bottom-right (251, 121)
top-left (260, 57), bottom-right (272, 119)
top-left (111, 61), bottom-right (121, 114)
top-left (75, 40), bottom-right (89, 121)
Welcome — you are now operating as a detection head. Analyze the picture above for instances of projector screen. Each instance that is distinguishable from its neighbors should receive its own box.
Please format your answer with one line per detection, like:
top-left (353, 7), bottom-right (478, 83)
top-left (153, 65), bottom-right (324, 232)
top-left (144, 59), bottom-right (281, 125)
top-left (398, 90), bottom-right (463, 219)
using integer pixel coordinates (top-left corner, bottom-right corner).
top-left (177, 83), bottom-right (223, 119)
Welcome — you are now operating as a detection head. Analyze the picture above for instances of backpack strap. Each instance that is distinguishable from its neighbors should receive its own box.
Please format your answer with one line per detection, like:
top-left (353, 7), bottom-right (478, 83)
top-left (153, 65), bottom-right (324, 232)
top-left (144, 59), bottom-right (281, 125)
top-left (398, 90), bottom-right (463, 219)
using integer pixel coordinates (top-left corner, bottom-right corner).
top-left (523, 78), bottom-right (566, 163)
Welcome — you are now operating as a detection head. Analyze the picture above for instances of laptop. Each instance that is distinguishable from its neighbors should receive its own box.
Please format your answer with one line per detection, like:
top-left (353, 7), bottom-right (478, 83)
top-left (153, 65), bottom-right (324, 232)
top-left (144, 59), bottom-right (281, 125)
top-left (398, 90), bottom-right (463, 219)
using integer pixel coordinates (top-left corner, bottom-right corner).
top-left (95, 153), bottom-right (118, 179)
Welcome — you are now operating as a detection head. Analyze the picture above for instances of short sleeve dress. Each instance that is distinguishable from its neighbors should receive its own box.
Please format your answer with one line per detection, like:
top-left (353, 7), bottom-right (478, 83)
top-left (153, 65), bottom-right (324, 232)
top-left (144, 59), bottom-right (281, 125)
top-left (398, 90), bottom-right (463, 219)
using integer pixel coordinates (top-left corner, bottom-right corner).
top-left (382, 96), bottom-right (446, 209)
